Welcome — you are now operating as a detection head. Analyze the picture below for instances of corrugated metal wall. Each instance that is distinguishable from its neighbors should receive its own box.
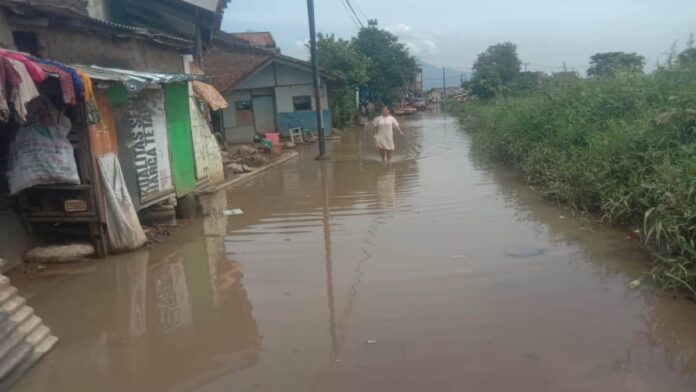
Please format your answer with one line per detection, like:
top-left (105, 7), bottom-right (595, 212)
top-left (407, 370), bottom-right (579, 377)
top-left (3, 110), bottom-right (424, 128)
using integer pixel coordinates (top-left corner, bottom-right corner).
top-left (0, 273), bottom-right (57, 389)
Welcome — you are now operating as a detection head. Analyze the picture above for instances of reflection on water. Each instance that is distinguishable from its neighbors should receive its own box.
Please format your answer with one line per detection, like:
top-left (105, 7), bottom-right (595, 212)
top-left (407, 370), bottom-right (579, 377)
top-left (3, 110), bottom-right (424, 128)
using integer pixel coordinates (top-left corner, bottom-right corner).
top-left (11, 191), bottom-right (261, 392)
top-left (10, 113), bottom-right (696, 392)
top-left (376, 167), bottom-right (396, 209)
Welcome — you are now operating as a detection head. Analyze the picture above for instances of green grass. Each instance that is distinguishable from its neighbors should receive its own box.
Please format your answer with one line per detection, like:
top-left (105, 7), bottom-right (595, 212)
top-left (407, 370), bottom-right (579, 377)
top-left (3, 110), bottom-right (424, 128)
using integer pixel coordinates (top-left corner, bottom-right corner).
top-left (448, 67), bottom-right (696, 295)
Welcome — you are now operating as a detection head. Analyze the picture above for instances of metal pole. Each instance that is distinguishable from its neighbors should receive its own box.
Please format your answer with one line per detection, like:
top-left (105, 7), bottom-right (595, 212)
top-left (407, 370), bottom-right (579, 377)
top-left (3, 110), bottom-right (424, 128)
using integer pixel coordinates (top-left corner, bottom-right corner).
top-left (307, 0), bottom-right (328, 160)
top-left (442, 66), bottom-right (446, 98)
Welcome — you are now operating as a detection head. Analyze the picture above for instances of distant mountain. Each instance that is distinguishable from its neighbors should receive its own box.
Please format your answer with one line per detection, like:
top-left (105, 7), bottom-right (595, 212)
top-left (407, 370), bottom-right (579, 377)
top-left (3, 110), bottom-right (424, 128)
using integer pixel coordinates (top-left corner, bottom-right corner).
top-left (419, 61), bottom-right (469, 91)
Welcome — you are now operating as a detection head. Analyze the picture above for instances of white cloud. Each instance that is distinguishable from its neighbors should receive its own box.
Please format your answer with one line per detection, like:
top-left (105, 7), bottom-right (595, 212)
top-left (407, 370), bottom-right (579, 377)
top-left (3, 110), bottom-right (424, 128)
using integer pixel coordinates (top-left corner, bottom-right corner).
top-left (388, 23), bottom-right (413, 36)
top-left (423, 40), bottom-right (437, 52)
top-left (405, 42), bottom-right (421, 55)
top-left (294, 39), bottom-right (309, 48)
top-left (387, 23), bottom-right (439, 59)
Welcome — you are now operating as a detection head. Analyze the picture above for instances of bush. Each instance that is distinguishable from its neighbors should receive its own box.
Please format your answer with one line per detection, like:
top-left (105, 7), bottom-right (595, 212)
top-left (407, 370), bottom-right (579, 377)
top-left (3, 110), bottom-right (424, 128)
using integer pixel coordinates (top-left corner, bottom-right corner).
top-left (448, 66), bottom-right (696, 293)
top-left (328, 85), bottom-right (359, 129)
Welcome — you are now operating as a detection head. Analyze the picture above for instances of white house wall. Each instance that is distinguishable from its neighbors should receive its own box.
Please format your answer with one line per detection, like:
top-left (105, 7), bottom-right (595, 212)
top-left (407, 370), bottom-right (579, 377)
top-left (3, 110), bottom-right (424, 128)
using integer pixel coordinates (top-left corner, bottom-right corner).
top-left (235, 65), bottom-right (275, 90)
top-left (221, 60), bottom-right (334, 143)
top-left (275, 62), bottom-right (313, 85)
top-left (275, 84), bottom-right (329, 112)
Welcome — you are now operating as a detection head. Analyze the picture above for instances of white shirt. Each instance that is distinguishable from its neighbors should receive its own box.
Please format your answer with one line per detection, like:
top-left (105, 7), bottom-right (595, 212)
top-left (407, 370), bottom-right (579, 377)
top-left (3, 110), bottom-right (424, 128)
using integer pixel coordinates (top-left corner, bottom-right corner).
top-left (372, 115), bottom-right (399, 132)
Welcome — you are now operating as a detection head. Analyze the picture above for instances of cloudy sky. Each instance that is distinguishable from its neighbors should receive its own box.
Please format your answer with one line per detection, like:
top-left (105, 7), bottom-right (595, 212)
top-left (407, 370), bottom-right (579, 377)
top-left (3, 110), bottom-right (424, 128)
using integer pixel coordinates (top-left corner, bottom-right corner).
top-left (221, 0), bottom-right (696, 74)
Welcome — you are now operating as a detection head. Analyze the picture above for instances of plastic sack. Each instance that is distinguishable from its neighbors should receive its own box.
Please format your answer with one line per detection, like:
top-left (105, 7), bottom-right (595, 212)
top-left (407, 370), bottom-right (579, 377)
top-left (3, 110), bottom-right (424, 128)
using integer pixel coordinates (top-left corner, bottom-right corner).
top-left (8, 101), bottom-right (80, 194)
top-left (98, 153), bottom-right (147, 253)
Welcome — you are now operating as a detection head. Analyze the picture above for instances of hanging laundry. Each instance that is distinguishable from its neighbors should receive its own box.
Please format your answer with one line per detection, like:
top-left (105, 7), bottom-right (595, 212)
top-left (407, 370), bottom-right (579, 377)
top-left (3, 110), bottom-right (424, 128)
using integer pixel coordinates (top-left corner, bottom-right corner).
top-left (0, 51), bottom-right (47, 83)
top-left (36, 60), bottom-right (84, 99)
top-left (0, 56), bottom-right (22, 122)
top-left (75, 69), bottom-right (94, 102)
top-left (8, 59), bottom-right (40, 123)
top-left (75, 69), bottom-right (101, 124)
top-left (35, 63), bottom-right (76, 106)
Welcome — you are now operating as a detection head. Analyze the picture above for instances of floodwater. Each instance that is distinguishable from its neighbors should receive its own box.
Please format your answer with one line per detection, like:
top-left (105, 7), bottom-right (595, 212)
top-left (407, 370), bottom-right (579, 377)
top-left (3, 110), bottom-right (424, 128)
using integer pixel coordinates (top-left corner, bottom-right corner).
top-left (9, 113), bottom-right (696, 392)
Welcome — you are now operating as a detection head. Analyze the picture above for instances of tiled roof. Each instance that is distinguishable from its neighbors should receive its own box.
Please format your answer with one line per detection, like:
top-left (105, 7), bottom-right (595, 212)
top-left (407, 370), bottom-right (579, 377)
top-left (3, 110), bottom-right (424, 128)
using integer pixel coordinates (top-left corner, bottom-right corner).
top-left (230, 32), bottom-right (276, 48)
top-left (204, 33), bottom-right (343, 93)
top-left (203, 44), bottom-right (273, 92)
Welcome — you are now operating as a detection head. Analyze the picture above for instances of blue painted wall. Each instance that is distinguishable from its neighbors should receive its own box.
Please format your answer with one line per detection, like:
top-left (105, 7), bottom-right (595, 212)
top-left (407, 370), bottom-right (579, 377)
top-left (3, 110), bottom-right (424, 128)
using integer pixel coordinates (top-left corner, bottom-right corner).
top-left (277, 110), bottom-right (332, 137)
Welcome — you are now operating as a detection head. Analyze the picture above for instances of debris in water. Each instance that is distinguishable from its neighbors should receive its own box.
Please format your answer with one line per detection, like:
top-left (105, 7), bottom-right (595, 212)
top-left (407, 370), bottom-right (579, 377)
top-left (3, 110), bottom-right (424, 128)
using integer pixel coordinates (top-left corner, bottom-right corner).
top-left (629, 280), bottom-right (641, 289)
top-left (144, 225), bottom-right (171, 244)
top-left (223, 209), bottom-right (244, 216)
top-left (504, 247), bottom-right (547, 258)
top-left (24, 243), bottom-right (95, 264)
top-left (451, 255), bottom-right (468, 259)
top-left (227, 163), bottom-right (252, 174)
top-left (366, 339), bottom-right (378, 345)
top-left (559, 215), bottom-right (566, 219)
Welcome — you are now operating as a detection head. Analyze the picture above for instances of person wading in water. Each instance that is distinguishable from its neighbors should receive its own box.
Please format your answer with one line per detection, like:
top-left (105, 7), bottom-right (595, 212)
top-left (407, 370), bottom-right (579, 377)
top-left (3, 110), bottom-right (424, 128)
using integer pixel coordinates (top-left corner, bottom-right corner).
top-left (372, 106), bottom-right (403, 163)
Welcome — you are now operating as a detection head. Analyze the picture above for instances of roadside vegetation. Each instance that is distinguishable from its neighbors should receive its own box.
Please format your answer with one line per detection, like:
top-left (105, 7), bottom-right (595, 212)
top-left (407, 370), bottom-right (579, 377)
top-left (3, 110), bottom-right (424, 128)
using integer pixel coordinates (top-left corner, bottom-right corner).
top-left (448, 35), bottom-right (696, 294)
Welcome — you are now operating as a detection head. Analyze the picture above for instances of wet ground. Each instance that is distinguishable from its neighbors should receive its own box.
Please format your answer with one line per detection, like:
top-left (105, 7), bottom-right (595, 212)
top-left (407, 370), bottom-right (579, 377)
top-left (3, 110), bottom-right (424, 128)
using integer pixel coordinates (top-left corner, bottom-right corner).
top-left (9, 113), bottom-right (696, 391)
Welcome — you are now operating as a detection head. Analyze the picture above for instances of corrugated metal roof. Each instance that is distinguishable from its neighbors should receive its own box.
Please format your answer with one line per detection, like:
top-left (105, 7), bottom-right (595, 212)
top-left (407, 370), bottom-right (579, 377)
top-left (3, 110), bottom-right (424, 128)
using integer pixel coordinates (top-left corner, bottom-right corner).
top-left (0, 273), bottom-right (58, 390)
top-left (71, 65), bottom-right (209, 93)
top-left (179, 0), bottom-right (218, 12)
top-left (88, 18), bottom-right (194, 46)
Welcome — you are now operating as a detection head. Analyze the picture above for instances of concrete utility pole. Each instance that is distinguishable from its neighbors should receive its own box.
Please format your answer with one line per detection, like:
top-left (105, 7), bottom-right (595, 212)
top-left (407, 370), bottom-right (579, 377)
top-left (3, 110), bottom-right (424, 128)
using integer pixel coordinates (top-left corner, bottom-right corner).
top-left (442, 66), bottom-right (446, 97)
top-left (306, 0), bottom-right (327, 159)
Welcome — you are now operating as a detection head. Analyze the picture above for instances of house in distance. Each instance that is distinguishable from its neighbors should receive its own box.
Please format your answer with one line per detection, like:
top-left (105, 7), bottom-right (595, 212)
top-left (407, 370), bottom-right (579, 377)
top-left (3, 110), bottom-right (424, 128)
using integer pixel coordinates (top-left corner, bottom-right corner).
top-left (205, 32), bottom-right (339, 143)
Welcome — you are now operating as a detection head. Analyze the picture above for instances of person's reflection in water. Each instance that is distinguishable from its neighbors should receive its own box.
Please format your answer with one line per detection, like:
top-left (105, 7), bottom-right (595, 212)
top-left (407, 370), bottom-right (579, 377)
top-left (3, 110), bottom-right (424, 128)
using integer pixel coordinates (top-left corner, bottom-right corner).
top-left (376, 165), bottom-right (397, 209)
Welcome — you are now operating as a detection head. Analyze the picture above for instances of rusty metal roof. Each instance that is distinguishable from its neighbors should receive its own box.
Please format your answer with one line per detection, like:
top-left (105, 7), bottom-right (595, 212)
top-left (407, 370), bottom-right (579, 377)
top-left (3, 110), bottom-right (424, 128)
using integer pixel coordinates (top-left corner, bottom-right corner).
top-left (70, 65), bottom-right (209, 93)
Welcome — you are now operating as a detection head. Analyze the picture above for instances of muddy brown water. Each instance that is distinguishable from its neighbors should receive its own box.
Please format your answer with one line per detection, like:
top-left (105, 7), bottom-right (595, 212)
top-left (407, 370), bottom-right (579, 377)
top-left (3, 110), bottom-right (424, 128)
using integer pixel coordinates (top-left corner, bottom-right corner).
top-left (9, 113), bottom-right (696, 392)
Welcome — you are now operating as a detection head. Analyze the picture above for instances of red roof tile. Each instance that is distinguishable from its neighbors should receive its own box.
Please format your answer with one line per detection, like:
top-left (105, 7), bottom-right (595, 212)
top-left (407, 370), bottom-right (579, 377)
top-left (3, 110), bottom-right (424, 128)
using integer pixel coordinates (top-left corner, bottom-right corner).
top-left (203, 44), bottom-right (273, 92)
top-left (230, 32), bottom-right (276, 48)
top-left (204, 33), bottom-right (342, 93)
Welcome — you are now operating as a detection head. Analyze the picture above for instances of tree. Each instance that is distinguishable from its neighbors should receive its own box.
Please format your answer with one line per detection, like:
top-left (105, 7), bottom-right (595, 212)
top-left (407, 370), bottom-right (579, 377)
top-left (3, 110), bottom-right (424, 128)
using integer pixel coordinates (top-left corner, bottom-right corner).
top-left (587, 52), bottom-right (645, 77)
top-left (510, 71), bottom-right (549, 92)
top-left (677, 33), bottom-right (696, 67)
top-left (469, 42), bottom-right (521, 98)
top-left (317, 33), bottom-right (370, 87)
top-left (677, 48), bottom-right (696, 67)
top-left (317, 33), bottom-right (371, 127)
top-left (665, 41), bottom-right (679, 68)
top-left (353, 20), bottom-right (418, 105)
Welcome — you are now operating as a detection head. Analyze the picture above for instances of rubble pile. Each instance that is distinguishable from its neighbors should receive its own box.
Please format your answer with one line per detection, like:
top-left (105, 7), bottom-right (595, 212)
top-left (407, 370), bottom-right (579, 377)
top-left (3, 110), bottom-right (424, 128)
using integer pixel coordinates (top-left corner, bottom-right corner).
top-left (221, 144), bottom-right (275, 176)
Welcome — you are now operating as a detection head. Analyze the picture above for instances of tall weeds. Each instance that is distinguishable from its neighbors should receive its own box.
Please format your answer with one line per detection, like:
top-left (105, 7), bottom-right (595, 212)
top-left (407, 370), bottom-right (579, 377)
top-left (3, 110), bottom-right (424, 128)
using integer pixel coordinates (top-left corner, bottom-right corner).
top-left (448, 67), bottom-right (696, 293)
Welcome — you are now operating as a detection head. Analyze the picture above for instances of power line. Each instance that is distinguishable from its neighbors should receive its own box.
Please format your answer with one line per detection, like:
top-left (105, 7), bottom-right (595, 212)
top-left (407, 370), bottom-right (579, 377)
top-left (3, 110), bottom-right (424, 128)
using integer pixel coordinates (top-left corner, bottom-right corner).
top-left (337, 0), bottom-right (360, 29)
top-left (424, 74), bottom-right (469, 81)
top-left (343, 0), bottom-right (365, 28)
top-left (355, 2), bottom-right (369, 20)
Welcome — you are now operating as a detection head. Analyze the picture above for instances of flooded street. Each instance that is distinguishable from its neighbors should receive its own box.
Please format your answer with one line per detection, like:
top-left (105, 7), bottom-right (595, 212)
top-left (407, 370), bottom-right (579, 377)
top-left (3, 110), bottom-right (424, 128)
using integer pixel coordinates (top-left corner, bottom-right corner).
top-left (9, 113), bottom-right (696, 392)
